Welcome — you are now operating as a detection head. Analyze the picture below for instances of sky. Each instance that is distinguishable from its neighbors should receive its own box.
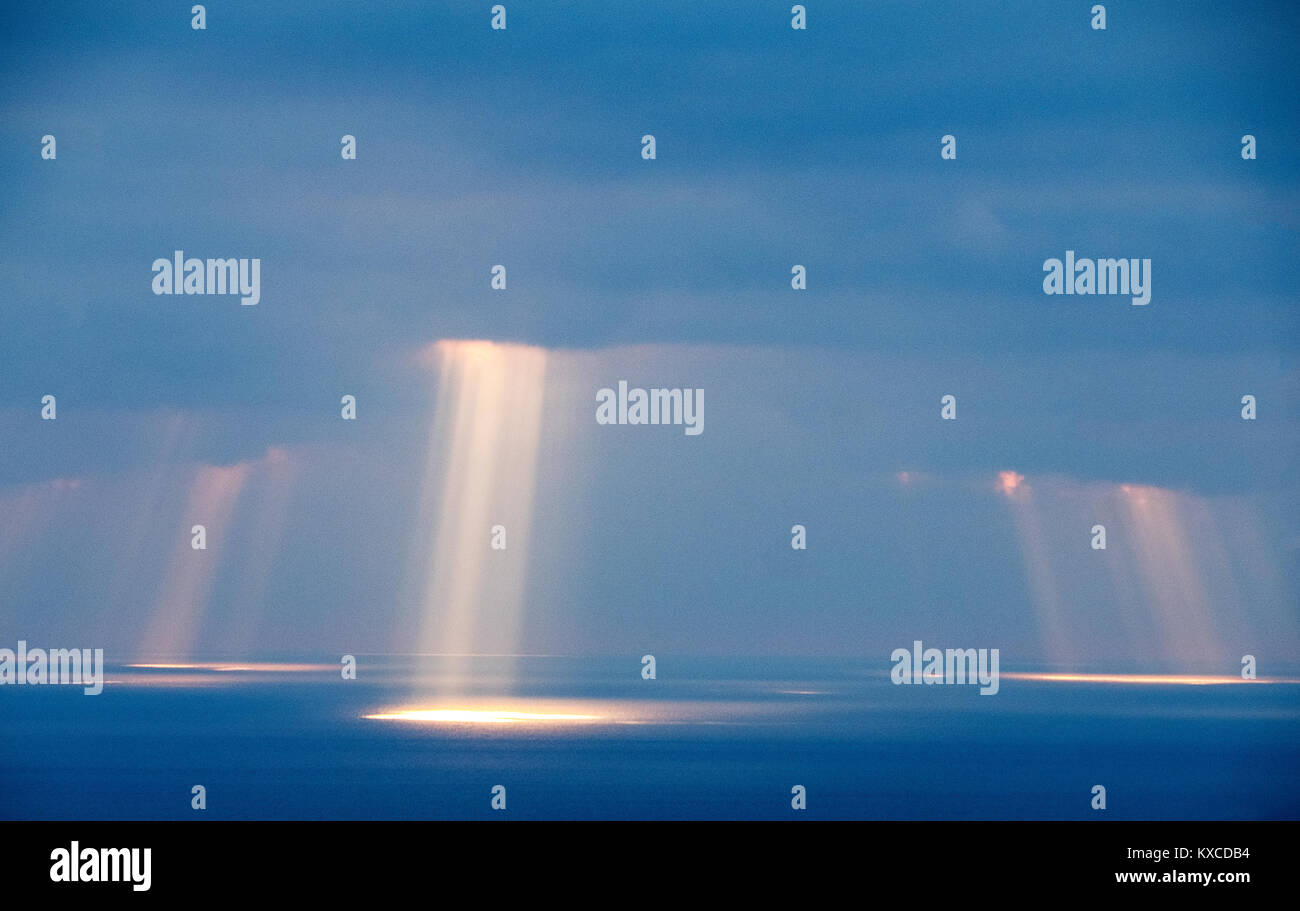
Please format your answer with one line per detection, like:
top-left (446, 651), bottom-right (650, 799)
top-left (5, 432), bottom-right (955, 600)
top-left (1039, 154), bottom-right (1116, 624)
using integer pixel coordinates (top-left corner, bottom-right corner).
top-left (0, 1), bottom-right (1296, 667)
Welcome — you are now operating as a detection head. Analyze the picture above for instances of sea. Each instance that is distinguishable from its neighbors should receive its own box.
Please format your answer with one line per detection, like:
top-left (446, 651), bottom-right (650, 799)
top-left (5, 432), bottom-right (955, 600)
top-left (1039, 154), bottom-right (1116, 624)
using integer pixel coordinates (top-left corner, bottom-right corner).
top-left (2, 655), bottom-right (1297, 820)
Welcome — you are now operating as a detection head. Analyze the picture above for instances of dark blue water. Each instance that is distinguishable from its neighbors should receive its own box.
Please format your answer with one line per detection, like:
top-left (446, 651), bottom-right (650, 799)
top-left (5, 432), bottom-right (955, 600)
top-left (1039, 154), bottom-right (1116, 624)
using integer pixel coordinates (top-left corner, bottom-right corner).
top-left (3, 656), bottom-right (1297, 820)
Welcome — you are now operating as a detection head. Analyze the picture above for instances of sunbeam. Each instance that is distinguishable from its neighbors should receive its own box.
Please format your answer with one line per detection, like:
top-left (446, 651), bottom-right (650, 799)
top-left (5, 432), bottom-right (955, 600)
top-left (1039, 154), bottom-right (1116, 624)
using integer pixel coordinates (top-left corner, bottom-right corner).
top-left (407, 340), bottom-right (549, 697)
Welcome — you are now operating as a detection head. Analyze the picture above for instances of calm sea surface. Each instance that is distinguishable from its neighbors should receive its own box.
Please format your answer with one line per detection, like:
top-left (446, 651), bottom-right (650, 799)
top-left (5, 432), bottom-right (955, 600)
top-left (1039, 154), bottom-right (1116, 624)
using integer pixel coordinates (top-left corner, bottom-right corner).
top-left (3, 656), bottom-right (1296, 819)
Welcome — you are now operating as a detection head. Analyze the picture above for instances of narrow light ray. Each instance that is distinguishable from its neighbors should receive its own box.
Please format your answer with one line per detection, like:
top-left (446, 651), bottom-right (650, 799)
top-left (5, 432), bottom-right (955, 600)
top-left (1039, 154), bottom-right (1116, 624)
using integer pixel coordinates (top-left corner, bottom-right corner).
top-left (1119, 484), bottom-right (1226, 666)
top-left (998, 473), bottom-right (1266, 668)
top-left (1096, 483), bottom-right (1153, 655)
top-left (133, 445), bottom-right (299, 661)
top-left (0, 477), bottom-right (88, 592)
top-left (409, 340), bottom-right (549, 697)
top-left (103, 412), bottom-right (198, 620)
top-left (220, 447), bottom-right (299, 654)
top-left (136, 461), bottom-right (251, 659)
top-left (998, 473), bottom-right (1072, 666)
top-left (0, 487), bottom-right (50, 587)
